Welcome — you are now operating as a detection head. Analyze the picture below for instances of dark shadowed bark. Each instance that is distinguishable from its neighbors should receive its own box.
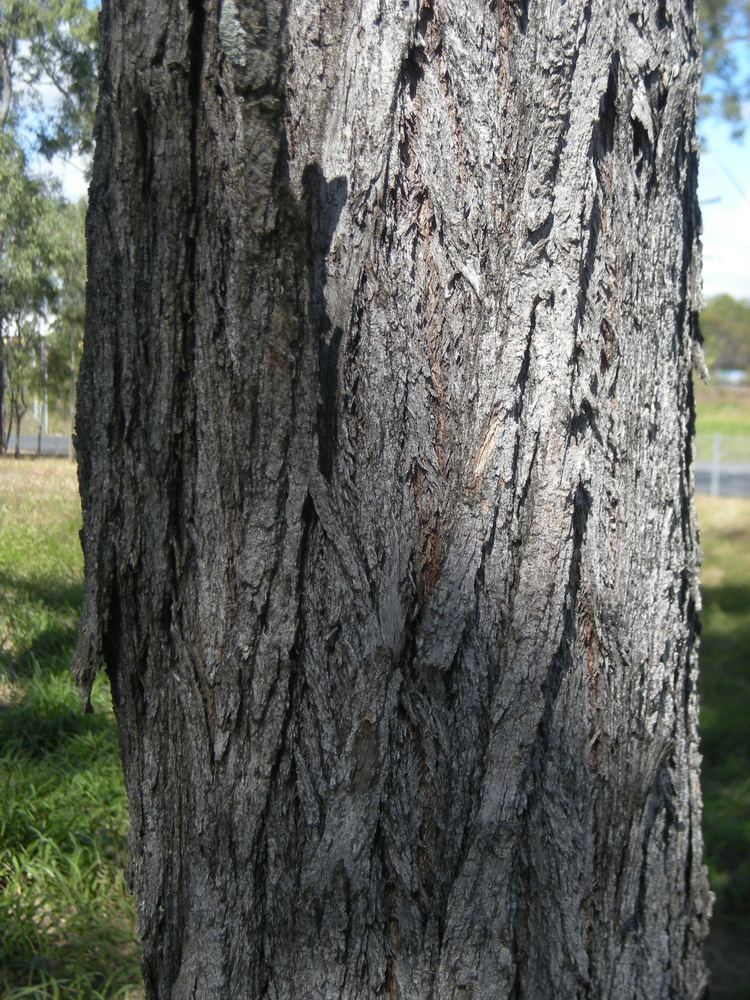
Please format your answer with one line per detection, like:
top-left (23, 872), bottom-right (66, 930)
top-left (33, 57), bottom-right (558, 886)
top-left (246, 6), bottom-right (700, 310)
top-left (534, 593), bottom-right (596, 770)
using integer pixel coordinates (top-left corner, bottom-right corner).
top-left (76, 1), bottom-right (712, 997)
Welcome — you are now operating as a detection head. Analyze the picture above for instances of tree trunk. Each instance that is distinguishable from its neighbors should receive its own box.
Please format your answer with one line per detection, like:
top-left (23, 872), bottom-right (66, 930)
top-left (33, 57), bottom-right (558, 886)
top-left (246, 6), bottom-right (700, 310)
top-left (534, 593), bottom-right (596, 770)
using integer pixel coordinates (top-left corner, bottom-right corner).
top-left (13, 391), bottom-right (25, 458)
top-left (76, 1), bottom-right (712, 997)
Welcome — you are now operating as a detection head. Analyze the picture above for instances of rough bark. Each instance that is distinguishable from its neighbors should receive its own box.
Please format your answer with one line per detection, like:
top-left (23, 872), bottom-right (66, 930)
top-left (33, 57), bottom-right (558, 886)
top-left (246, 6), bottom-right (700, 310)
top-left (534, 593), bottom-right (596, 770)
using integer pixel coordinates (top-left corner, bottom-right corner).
top-left (76, 1), bottom-right (712, 997)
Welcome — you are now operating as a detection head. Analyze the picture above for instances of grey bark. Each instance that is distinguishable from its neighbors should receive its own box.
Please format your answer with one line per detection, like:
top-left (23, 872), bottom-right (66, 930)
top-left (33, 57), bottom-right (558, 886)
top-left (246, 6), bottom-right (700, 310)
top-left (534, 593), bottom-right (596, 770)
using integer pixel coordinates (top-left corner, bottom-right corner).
top-left (0, 42), bottom-right (11, 131)
top-left (76, 1), bottom-right (712, 997)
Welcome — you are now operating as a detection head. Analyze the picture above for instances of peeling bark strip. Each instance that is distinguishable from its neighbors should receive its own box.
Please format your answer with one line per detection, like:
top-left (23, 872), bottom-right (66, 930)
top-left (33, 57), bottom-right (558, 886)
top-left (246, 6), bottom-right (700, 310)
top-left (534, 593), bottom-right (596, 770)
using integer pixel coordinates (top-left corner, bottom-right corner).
top-left (76, 1), bottom-right (711, 997)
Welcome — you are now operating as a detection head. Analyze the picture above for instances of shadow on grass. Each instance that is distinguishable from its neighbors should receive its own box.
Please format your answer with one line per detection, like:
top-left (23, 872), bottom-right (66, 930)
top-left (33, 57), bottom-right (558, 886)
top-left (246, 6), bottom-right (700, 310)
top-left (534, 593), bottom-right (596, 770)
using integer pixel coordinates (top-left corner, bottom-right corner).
top-left (0, 692), bottom-right (113, 761)
top-left (701, 583), bottom-right (750, 760)
top-left (0, 568), bottom-right (108, 763)
top-left (0, 564), bottom-right (83, 679)
top-left (700, 581), bottom-right (750, 1000)
top-left (1, 622), bottom-right (79, 676)
top-left (0, 569), bottom-right (83, 615)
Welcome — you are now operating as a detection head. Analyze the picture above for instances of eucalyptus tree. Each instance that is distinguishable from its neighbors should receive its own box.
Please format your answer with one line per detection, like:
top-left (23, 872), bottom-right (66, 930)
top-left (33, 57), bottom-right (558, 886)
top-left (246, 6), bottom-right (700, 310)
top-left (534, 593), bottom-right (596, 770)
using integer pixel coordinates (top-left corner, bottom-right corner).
top-left (0, 0), bottom-right (97, 150)
top-left (46, 198), bottom-right (86, 439)
top-left (0, 0), bottom-right (96, 448)
top-left (3, 310), bottom-right (43, 453)
top-left (700, 294), bottom-right (750, 370)
top-left (700, 0), bottom-right (750, 134)
top-left (76, 2), bottom-right (712, 998)
top-left (0, 137), bottom-right (59, 451)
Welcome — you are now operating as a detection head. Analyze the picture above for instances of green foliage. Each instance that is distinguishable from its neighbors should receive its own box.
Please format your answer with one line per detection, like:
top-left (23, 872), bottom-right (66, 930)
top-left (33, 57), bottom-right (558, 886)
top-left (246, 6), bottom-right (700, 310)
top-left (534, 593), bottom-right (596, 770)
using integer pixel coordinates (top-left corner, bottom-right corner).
top-left (3, 314), bottom-right (42, 443)
top-left (46, 198), bottom-right (85, 415)
top-left (0, 133), bottom-right (61, 318)
top-left (0, 134), bottom-right (82, 447)
top-left (700, 0), bottom-right (750, 135)
top-left (0, 460), bottom-right (143, 999)
top-left (0, 1), bottom-right (94, 446)
top-left (0, 0), bottom-right (98, 156)
top-left (700, 295), bottom-right (750, 372)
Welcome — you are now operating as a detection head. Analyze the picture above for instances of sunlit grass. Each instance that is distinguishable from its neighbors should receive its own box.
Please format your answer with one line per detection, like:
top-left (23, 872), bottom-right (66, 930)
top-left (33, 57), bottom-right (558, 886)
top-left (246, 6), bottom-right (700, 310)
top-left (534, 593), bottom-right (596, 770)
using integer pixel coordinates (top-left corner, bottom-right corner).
top-left (696, 384), bottom-right (750, 437)
top-left (0, 457), bottom-right (142, 1000)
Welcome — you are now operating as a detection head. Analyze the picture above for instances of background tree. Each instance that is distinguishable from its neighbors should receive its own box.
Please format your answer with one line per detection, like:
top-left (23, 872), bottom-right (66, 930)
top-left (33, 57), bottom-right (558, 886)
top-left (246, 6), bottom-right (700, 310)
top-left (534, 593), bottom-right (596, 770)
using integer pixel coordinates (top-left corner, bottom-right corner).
top-left (0, 0), bottom-right (96, 450)
top-left (3, 310), bottom-right (43, 454)
top-left (700, 294), bottom-right (750, 370)
top-left (0, 135), bottom-right (60, 451)
top-left (76, 2), bottom-right (711, 997)
top-left (46, 197), bottom-right (86, 442)
top-left (0, 0), bottom-right (98, 150)
top-left (700, 0), bottom-right (750, 135)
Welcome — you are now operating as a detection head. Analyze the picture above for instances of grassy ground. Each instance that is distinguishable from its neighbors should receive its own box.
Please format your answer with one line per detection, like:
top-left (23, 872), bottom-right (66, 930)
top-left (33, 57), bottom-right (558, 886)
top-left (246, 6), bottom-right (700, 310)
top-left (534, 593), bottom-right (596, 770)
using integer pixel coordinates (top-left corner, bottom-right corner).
top-left (0, 459), bottom-right (748, 998)
top-left (696, 384), bottom-right (750, 437)
top-left (697, 495), bottom-right (750, 1000)
top-left (0, 458), bottom-right (142, 999)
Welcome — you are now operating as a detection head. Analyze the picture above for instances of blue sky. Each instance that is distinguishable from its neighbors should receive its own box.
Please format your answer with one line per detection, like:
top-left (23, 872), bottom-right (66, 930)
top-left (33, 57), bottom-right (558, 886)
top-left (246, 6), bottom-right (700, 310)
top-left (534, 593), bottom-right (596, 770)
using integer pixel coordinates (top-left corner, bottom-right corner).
top-left (699, 119), bottom-right (750, 301)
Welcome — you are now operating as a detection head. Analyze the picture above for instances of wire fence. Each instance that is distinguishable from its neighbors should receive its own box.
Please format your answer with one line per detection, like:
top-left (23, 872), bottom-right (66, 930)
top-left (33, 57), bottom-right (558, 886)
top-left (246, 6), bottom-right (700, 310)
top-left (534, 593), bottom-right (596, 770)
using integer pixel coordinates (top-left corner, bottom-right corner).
top-left (695, 434), bottom-right (750, 498)
top-left (4, 434), bottom-right (73, 458)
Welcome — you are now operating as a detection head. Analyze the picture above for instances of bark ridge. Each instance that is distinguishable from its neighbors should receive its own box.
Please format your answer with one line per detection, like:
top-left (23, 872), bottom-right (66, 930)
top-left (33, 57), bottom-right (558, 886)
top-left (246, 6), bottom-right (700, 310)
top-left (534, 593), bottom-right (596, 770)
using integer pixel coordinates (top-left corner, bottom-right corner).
top-left (76, 1), bottom-right (711, 996)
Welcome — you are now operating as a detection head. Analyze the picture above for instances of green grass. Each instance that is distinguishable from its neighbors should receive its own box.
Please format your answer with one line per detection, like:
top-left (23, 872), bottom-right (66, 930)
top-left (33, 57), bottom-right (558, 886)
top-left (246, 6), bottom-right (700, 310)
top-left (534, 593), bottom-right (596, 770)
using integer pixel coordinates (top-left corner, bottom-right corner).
top-left (694, 376), bottom-right (749, 1000)
top-left (0, 458), bottom-right (142, 1000)
top-left (696, 384), bottom-right (750, 437)
top-left (697, 496), bottom-right (750, 1000)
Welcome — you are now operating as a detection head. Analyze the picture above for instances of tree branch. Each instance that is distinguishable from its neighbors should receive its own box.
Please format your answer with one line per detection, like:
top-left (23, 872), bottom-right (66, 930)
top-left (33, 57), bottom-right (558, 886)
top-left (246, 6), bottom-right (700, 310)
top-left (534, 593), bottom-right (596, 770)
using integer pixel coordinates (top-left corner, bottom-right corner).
top-left (0, 43), bottom-right (12, 130)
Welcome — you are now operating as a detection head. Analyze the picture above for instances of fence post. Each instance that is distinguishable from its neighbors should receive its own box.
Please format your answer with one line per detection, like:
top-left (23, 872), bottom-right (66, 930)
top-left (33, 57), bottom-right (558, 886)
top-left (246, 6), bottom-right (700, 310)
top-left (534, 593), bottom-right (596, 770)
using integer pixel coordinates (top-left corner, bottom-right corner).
top-left (710, 433), bottom-right (721, 497)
